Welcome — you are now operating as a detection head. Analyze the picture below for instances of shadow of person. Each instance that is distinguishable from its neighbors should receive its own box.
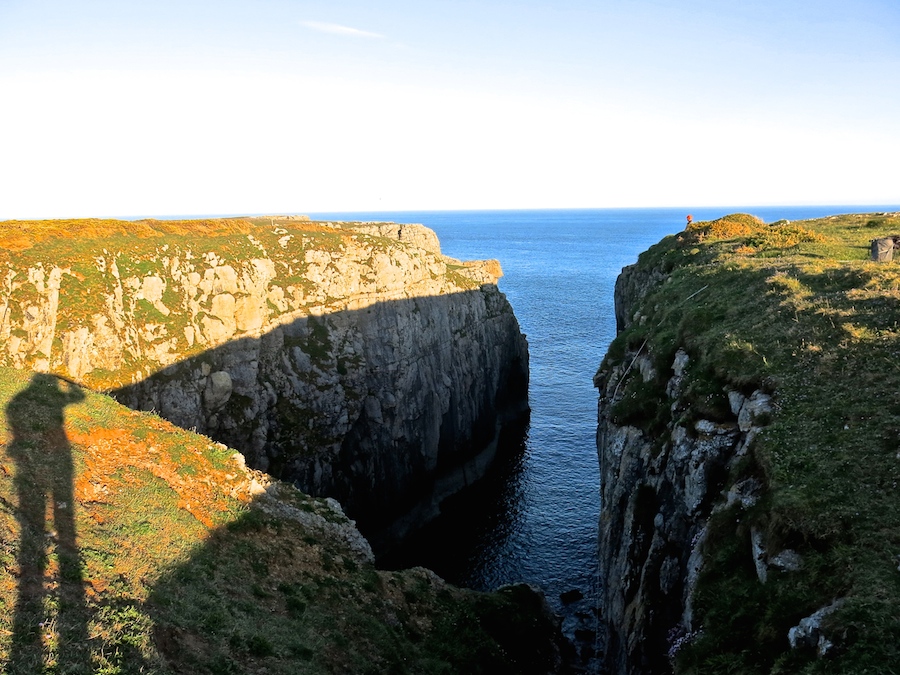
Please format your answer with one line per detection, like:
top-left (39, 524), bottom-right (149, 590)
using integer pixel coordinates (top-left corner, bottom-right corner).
top-left (7, 373), bottom-right (90, 673)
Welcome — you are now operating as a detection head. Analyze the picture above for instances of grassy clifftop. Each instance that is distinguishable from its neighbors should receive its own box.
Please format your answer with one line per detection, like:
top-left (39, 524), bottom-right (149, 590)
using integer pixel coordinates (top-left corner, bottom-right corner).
top-left (605, 212), bottom-right (900, 673)
top-left (0, 216), bottom-right (490, 390)
top-left (0, 366), bottom-right (561, 674)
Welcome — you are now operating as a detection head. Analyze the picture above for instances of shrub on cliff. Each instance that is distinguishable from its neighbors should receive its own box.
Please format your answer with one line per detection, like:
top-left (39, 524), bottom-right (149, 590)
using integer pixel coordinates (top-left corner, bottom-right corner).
top-left (686, 213), bottom-right (765, 242)
top-left (684, 212), bottom-right (827, 254)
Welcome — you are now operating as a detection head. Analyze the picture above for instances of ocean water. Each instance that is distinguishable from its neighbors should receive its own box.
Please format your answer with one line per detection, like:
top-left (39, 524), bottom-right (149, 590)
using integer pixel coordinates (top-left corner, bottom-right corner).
top-left (306, 205), bottom-right (899, 665)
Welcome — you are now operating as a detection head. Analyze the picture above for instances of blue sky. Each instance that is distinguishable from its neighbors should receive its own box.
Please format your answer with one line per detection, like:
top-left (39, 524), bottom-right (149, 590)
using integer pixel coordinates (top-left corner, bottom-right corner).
top-left (1, 0), bottom-right (899, 217)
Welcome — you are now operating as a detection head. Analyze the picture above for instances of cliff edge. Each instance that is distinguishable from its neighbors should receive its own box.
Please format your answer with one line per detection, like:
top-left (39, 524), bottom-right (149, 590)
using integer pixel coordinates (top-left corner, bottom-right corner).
top-left (596, 213), bottom-right (900, 674)
top-left (0, 216), bottom-right (529, 551)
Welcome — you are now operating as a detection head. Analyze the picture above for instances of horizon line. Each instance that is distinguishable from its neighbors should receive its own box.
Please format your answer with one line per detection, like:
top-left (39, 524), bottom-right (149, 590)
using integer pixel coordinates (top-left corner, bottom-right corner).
top-left (4, 204), bottom-right (900, 222)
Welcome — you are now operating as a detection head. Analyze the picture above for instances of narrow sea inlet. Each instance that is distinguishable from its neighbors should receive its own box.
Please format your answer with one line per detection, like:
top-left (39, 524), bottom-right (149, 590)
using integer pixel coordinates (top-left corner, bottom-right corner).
top-left (312, 206), bottom-right (888, 667)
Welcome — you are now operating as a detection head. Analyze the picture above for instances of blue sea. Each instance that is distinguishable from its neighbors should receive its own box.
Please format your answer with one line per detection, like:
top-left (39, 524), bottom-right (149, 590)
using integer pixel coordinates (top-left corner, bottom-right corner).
top-left (305, 205), bottom-right (899, 666)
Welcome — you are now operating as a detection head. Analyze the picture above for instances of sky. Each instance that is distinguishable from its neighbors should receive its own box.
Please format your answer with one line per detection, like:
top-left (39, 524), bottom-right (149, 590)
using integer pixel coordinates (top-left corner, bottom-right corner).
top-left (1, 0), bottom-right (899, 217)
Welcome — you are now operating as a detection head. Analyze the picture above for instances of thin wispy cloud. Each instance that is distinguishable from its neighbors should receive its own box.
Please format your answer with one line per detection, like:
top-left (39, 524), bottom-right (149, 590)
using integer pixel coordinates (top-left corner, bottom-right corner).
top-left (300, 21), bottom-right (384, 39)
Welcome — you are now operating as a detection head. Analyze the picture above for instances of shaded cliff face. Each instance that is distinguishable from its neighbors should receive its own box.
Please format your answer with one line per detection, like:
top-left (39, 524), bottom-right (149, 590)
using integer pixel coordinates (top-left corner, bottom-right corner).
top-left (595, 334), bottom-right (772, 675)
top-left (0, 217), bottom-right (528, 550)
top-left (597, 247), bottom-right (775, 674)
top-left (595, 213), bottom-right (900, 675)
top-left (114, 289), bottom-right (529, 549)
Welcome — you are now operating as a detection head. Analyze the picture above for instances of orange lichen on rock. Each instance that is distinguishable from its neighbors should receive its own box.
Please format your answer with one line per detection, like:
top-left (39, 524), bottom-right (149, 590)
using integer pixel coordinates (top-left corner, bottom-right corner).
top-left (685, 213), bottom-right (765, 242)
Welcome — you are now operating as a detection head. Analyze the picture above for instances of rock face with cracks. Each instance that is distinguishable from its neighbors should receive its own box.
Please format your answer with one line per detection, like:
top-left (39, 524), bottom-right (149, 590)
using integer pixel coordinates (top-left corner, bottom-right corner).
top-left (594, 261), bottom-right (773, 675)
top-left (0, 217), bottom-right (529, 551)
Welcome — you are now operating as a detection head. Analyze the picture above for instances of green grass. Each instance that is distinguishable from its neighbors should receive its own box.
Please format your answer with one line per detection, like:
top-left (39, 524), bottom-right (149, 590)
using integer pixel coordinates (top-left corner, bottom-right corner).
top-left (0, 366), bottom-right (561, 674)
top-left (605, 211), bottom-right (900, 674)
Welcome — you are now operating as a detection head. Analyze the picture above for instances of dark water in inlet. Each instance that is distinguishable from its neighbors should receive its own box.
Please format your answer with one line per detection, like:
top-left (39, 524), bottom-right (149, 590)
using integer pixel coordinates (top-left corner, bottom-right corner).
top-left (306, 206), bottom-right (899, 667)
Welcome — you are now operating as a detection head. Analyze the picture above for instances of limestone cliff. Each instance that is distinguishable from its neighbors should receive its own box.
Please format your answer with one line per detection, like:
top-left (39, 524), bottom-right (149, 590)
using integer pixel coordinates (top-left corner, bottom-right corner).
top-left (0, 217), bottom-right (528, 550)
top-left (594, 223), bottom-right (779, 674)
top-left (595, 327), bottom-right (772, 674)
top-left (594, 213), bottom-right (900, 674)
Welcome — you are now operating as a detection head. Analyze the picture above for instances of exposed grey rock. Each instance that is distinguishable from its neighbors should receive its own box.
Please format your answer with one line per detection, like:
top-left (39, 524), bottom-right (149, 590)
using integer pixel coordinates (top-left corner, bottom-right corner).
top-left (659, 555), bottom-right (681, 595)
top-left (668, 422), bottom-right (738, 516)
top-left (770, 549), bottom-right (803, 572)
top-left (738, 391), bottom-right (773, 432)
top-left (725, 477), bottom-right (762, 510)
top-left (871, 237), bottom-right (894, 262)
top-left (666, 349), bottom-right (690, 399)
top-left (682, 524), bottom-right (708, 629)
top-left (612, 261), bottom-right (668, 333)
top-left (726, 389), bottom-right (746, 416)
top-left (204, 371), bottom-right (233, 410)
top-left (595, 261), bottom-right (777, 675)
top-left (160, 380), bottom-right (202, 427)
top-left (256, 483), bottom-right (375, 563)
top-left (248, 478), bottom-right (267, 496)
top-left (637, 354), bottom-right (657, 383)
top-left (324, 497), bottom-right (347, 517)
top-left (751, 526), bottom-right (768, 583)
top-left (348, 222), bottom-right (442, 255)
top-left (788, 600), bottom-right (845, 656)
